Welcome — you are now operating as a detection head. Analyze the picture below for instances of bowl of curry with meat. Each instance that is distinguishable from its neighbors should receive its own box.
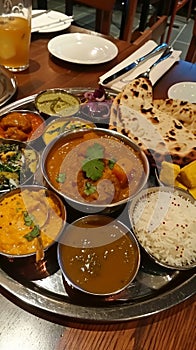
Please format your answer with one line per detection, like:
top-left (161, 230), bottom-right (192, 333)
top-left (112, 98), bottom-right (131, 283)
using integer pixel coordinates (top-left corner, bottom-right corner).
top-left (0, 110), bottom-right (45, 143)
top-left (0, 185), bottom-right (67, 280)
top-left (41, 128), bottom-right (149, 214)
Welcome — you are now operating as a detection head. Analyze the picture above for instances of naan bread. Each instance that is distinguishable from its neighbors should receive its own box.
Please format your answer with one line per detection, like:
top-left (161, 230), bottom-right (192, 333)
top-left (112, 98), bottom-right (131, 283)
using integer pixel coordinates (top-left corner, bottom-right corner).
top-left (119, 77), bottom-right (153, 110)
top-left (109, 78), bottom-right (196, 168)
top-left (154, 98), bottom-right (196, 135)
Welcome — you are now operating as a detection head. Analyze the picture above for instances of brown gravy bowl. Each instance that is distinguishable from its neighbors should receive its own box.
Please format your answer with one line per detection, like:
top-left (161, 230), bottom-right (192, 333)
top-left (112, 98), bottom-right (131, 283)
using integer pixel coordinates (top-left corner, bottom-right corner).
top-left (41, 128), bottom-right (149, 214)
top-left (58, 215), bottom-right (140, 300)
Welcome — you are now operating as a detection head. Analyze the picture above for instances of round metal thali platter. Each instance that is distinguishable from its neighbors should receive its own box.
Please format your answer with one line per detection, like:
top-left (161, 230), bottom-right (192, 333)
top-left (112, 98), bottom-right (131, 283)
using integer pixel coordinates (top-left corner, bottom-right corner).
top-left (0, 66), bottom-right (17, 107)
top-left (0, 266), bottom-right (195, 322)
top-left (0, 92), bottom-right (195, 324)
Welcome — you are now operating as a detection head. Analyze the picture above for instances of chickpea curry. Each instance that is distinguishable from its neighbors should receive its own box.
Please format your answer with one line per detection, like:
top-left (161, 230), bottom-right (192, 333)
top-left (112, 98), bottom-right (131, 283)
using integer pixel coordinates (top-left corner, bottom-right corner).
top-left (45, 130), bottom-right (146, 204)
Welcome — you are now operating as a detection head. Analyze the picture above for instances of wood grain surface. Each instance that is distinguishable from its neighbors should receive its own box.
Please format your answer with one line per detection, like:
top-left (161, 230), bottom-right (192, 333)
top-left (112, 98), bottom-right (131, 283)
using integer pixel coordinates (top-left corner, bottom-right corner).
top-left (56, 297), bottom-right (195, 350)
top-left (0, 24), bottom-right (195, 350)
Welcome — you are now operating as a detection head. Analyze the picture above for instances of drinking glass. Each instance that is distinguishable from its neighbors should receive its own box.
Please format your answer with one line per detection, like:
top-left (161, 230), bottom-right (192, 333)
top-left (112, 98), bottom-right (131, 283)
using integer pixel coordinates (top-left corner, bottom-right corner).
top-left (0, 0), bottom-right (32, 72)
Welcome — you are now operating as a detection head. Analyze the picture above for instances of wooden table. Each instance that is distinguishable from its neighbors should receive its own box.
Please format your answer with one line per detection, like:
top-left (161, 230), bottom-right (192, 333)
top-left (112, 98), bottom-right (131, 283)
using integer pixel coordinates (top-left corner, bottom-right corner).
top-left (0, 25), bottom-right (195, 350)
top-left (14, 25), bottom-right (196, 100)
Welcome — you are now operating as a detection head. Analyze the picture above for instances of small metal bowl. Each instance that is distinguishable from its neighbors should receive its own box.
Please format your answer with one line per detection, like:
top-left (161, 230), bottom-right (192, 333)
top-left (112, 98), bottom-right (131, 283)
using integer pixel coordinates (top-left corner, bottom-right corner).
top-left (0, 138), bottom-right (40, 193)
top-left (42, 116), bottom-right (96, 145)
top-left (35, 89), bottom-right (81, 118)
top-left (41, 128), bottom-right (150, 214)
top-left (0, 109), bottom-right (45, 143)
top-left (0, 185), bottom-right (67, 280)
top-left (58, 215), bottom-right (140, 302)
top-left (128, 186), bottom-right (196, 270)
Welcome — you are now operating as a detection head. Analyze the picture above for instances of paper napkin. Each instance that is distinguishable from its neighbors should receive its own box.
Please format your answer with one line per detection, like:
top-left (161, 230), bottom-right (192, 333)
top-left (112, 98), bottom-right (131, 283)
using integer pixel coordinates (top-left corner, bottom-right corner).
top-left (99, 40), bottom-right (181, 92)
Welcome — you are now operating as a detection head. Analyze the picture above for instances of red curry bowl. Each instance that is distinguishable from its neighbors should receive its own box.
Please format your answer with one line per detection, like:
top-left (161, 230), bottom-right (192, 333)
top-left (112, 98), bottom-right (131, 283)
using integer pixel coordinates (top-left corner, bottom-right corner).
top-left (0, 109), bottom-right (45, 143)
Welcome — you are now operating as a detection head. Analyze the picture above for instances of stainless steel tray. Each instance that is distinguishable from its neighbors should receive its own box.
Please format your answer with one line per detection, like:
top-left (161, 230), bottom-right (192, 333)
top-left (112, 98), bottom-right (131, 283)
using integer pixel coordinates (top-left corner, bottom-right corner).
top-left (0, 92), bottom-right (195, 323)
top-left (0, 66), bottom-right (17, 107)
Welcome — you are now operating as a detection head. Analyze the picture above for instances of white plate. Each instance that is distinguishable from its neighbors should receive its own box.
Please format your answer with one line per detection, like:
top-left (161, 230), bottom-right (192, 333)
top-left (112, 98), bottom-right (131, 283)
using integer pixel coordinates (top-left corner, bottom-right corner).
top-left (47, 33), bottom-right (118, 64)
top-left (31, 10), bottom-right (72, 33)
top-left (168, 82), bottom-right (196, 103)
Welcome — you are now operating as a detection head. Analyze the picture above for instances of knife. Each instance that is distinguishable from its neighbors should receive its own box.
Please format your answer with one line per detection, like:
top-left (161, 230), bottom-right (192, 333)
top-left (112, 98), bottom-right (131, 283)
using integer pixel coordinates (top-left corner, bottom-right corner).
top-left (102, 43), bottom-right (168, 85)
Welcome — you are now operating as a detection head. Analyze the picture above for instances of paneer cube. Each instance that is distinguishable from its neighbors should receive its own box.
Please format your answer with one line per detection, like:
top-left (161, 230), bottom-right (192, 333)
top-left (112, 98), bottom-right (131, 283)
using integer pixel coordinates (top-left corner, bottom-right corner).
top-left (188, 187), bottom-right (196, 199)
top-left (178, 160), bottom-right (196, 188)
top-left (159, 161), bottom-right (180, 185)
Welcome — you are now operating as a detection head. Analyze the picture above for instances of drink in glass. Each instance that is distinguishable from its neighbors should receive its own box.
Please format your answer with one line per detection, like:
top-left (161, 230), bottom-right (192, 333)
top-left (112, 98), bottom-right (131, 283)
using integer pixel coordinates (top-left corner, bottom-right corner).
top-left (0, 1), bottom-right (32, 71)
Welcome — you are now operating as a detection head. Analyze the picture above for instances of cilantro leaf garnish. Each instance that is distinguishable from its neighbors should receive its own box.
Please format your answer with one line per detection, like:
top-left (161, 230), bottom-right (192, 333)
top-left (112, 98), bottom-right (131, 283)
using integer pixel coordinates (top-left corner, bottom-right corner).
top-left (82, 159), bottom-right (104, 181)
top-left (82, 143), bottom-right (105, 181)
top-left (24, 225), bottom-right (40, 242)
top-left (108, 158), bottom-right (116, 169)
top-left (56, 172), bottom-right (66, 183)
top-left (23, 211), bottom-right (35, 226)
top-left (47, 126), bottom-right (61, 135)
top-left (23, 211), bottom-right (40, 242)
top-left (84, 181), bottom-right (97, 195)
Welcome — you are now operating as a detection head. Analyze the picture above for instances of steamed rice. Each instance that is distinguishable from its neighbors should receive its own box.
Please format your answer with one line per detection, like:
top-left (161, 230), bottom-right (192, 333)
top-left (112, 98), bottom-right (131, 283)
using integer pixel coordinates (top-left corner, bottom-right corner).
top-left (130, 189), bottom-right (196, 268)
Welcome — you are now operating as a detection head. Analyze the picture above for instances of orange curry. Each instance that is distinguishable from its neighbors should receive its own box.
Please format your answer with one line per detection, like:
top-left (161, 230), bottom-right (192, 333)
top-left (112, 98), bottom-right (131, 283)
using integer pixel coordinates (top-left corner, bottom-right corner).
top-left (46, 130), bottom-right (145, 204)
top-left (0, 111), bottom-right (44, 142)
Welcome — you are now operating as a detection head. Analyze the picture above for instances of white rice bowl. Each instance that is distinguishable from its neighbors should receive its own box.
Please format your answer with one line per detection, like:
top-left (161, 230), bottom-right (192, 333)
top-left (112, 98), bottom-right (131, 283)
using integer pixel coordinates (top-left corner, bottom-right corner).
top-left (129, 187), bottom-right (196, 269)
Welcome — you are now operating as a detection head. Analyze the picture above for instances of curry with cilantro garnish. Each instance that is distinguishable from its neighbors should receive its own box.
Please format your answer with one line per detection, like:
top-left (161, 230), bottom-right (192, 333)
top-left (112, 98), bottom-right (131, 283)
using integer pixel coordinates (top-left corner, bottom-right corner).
top-left (0, 187), bottom-right (65, 256)
top-left (44, 129), bottom-right (148, 205)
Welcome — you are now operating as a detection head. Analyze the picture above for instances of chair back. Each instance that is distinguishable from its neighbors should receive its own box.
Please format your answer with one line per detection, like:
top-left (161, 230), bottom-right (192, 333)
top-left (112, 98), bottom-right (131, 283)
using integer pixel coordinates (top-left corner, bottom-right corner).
top-left (121, 0), bottom-right (170, 43)
top-left (185, 14), bottom-right (196, 63)
top-left (75, 0), bottom-right (115, 12)
top-left (132, 16), bottom-right (168, 47)
top-left (66, 0), bottom-right (116, 35)
top-left (120, 0), bottom-right (138, 42)
top-left (36, 0), bottom-right (47, 9)
top-left (166, 0), bottom-right (193, 43)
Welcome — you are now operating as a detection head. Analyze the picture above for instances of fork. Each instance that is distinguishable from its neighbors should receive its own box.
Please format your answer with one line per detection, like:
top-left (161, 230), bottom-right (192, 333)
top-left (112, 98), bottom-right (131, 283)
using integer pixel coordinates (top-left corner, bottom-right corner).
top-left (122, 46), bottom-right (173, 83)
top-left (136, 46), bottom-right (173, 80)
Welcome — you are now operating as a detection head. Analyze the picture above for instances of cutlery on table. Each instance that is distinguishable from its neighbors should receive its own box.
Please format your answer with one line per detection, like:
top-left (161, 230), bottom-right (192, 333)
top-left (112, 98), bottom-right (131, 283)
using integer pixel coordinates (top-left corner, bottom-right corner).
top-left (32, 16), bottom-right (74, 32)
top-left (135, 46), bottom-right (173, 80)
top-left (32, 9), bottom-right (51, 18)
top-left (121, 46), bottom-right (173, 83)
top-left (102, 42), bottom-right (168, 85)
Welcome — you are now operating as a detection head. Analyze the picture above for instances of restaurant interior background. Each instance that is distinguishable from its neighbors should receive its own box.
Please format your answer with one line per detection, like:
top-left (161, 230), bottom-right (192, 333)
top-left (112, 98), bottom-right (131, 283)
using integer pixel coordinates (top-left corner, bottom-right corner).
top-left (33, 0), bottom-right (195, 61)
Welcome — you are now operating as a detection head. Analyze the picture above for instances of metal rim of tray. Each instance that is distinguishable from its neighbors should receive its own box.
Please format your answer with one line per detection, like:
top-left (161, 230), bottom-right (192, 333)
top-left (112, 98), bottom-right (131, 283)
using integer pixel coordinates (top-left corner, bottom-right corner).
top-left (0, 267), bottom-right (195, 323)
top-left (0, 92), bottom-right (195, 324)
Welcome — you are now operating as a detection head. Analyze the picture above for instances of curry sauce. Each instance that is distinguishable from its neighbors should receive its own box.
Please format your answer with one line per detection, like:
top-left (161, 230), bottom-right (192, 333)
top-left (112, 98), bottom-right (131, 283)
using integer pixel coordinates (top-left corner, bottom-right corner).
top-left (59, 216), bottom-right (140, 295)
top-left (0, 188), bottom-right (64, 255)
top-left (45, 130), bottom-right (146, 205)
